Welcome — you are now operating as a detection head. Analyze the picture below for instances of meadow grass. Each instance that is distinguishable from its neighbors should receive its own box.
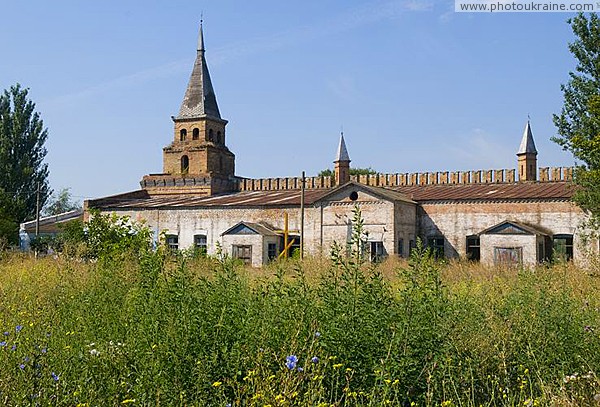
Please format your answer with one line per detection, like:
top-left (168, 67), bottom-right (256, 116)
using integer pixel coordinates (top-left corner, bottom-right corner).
top-left (0, 247), bottom-right (599, 406)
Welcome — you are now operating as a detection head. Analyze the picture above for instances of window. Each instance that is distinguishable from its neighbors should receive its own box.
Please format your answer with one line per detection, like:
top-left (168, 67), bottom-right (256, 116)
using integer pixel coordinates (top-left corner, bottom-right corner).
top-left (267, 243), bottom-right (277, 261)
top-left (553, 234), bottom-right (574, 261)
top-left (165, 235), bottom-right (178, 251)
top-left (370, 241), bottom-right (385, 263)
top-left (192, 128), bottom-right (200, 140)
top-left (232, 245), bottom-right (252, 265)
top-left (466, 235), bottom-right (480, 261)
top-left (427, 237), bottom-right (444, 258)
top-left (208, 129), bottom-right (214, 142)
top-left (398, 238), bottom-right (404, 257)
top-left (181, 155), bottom-right (189, 174)
top-left (409, 239), bottom-right (416, 255)
top-left (179, 129), bottom-right (187, 141)
top-left (494, 247), bottom-right (522, 265)
top-left (217, 131), bottom-right (222, 144)
top-left (194, 234), bottom-right (207, 255)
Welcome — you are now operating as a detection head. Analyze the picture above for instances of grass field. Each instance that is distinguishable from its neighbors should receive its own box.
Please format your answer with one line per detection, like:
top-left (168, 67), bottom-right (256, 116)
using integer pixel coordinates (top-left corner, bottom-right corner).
top-left (1, 241), bottom-right (600, 406)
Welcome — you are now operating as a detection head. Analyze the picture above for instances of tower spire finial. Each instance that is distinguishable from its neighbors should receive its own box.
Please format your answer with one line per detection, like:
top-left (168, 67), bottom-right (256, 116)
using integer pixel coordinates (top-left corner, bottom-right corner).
top-left (198, 16), bottom-right (205, 52)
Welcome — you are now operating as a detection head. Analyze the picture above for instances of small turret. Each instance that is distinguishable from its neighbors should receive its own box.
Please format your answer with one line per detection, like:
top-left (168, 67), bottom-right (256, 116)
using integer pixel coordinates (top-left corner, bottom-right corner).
top-left (334, 133), bottom-right (351, 186)
top-left (517, 120), bottom-right (538, 182)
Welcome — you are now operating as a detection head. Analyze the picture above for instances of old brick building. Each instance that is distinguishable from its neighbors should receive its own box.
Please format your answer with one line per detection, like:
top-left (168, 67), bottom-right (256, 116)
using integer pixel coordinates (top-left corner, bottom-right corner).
top-left (88, 24), bottom-right (587, 267)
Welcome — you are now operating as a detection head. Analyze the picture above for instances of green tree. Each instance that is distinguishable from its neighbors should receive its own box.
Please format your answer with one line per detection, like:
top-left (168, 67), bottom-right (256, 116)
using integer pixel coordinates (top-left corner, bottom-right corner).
top-left (318, 167), bottom-right (377, 177)
top-left (553, 13), bottom-right (600, 223)
top-left (43, 188), bottom-right (80, 216)
top-left (0, 84), bottom-right (51, 243)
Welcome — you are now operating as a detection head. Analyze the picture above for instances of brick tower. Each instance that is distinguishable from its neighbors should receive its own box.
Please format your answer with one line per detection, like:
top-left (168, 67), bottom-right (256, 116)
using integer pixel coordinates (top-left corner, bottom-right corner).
top-left (517, 120), bottom-right (537, 182)
top-left (141, 22), bottom-right (236, 196)
top-left (334, 133), bottom-right (351, 186)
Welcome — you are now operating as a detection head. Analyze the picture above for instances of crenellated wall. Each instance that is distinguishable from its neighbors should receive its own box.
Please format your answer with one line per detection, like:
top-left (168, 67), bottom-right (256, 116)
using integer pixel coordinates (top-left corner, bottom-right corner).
top-left (236, 167), bottom-right (574, 192)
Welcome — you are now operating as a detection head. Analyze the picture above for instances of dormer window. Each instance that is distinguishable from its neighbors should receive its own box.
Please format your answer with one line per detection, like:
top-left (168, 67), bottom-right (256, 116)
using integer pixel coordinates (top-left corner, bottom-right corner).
top-left (180, 129), bottom-right (187, 141)
top-left (192, 128), bottom-right (200, 140)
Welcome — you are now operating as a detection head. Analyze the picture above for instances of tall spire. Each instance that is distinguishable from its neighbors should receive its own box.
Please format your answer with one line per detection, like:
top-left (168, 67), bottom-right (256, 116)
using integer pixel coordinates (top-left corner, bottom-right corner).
top-left (335, 132), bottom-right (350, 162)
top-left (517, 120), bottom-right (537, 155)
top-left (177, 21), bottom-right (221, 120)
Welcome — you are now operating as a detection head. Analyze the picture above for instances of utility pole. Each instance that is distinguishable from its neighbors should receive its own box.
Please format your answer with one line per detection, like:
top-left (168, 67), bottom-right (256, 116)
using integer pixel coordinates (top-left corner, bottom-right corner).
top-left (35, 182), bottom-right (40, 237)
top-left (300, 171), bottom-right (305, 259)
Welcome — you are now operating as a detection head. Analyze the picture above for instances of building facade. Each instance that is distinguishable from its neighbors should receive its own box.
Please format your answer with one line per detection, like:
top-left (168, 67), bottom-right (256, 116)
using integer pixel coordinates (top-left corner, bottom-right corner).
top-left (88, 24), bottom-right (589, 267)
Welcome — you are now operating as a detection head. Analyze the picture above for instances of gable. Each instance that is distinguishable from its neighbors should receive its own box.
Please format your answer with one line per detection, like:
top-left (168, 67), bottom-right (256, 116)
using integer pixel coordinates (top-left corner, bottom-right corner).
top-left (484, 223), bottom-right (532, 235)
top-left (223, 223), bottom-right (259, 235)
top-left (316, 181), bottom-right (415, 205)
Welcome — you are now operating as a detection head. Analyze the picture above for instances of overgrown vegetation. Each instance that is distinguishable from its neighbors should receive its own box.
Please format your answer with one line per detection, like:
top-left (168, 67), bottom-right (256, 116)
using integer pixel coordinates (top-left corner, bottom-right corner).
top-left (1, 210), bottom-right (599, 406)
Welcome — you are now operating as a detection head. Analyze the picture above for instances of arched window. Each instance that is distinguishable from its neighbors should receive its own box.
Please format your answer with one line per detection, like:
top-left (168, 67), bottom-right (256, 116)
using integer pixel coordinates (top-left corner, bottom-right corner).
top-left (217, 131), bottom-right (222, 144)
top-left (208, 129), bottom-right (214, 142)
top-left (219, 156), bottom-right (223, 171)
top-left (180, 129), bottom-right (187, 141)
top-left (192, 128), bottom-right (200, 140)
top-left (181, 155), bottom-right (189, 174)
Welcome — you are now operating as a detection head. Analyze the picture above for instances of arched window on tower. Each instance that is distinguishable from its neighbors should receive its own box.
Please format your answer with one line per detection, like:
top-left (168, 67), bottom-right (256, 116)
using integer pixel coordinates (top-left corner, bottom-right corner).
top-left (180, 129), bottom-right (187, 141)
top-left (217, 131), bottom-right (222, 144)
top-left (181, 155), bottom-right (189, 175)
top-left (219, 156), bottom-right (223, 172)
top-left (192, 128), bottom-right (199, 140)
top-left (208, 129), bottom-right (214, 142)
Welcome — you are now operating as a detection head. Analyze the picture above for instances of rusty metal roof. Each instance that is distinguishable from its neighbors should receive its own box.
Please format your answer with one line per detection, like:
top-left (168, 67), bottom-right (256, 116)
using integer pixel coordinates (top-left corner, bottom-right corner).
top-left (88, 181), bottom-right (575, 210)
top-left (390, 181), bottom-right (574, 202)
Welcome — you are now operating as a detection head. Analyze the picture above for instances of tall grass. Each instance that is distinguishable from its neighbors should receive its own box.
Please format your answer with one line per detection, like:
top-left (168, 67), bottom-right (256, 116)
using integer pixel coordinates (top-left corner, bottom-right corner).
top-left (0, 243), bottom-right (599, 405)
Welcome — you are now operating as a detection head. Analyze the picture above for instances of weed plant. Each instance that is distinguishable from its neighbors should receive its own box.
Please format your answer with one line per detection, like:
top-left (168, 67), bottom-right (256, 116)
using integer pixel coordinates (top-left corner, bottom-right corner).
top-left (0, 209), bottom-right (599, 405)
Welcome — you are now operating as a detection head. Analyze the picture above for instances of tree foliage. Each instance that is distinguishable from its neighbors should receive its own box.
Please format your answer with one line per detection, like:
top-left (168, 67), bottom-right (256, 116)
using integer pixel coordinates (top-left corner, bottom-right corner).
top-left (43, 188), bottom-right (80, 216)
top-left (553, 13), bottom-right (600, 220)
top-left (318, 167), bottom-right (377, 177)
top-left (0, 84), bottom-right (51, 243)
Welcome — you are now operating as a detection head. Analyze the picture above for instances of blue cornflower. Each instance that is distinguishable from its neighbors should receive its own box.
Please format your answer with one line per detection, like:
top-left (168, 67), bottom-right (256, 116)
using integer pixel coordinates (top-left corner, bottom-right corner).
top-left (297, 367), bottom-right (304, 372)
top-left (0, 341), bottom-right (6, 347)
top-left (24, 357), bottom-right (30, 362)
top-left (315, 331), bottom-right (321, 338)
top-left (41, 348), bottom-right (47, 354)
top-left (51, 372), bottom-right (59, 382)
top-left (285, 355), bottom-right (298, 370)
top-left (11, 344), bottom-right (16, 351)
top-left (15, 325), bottom-right (23, 333)
top-left (226, 404), bottom-right (232, 407)
top-left (19, 364), bottom-right (25, 370)
top-left (311, 356), bottom-right (319, 363)
top-left (3, 332), bottom-right (8, 336)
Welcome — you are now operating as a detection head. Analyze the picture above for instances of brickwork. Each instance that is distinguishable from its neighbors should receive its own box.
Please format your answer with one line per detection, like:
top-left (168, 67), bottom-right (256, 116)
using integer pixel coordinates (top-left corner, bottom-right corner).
top-left (236, 166), bottom-right (575, 192)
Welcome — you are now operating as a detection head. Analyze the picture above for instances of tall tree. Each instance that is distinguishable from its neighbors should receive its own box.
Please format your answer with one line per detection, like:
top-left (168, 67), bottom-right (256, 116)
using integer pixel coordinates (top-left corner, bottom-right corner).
top-left (43, 188), bottom-right (80, 216)
top-left (0, 84), bottom-right (51, 243)
top-left (553, 13), bottom-right (600, 224)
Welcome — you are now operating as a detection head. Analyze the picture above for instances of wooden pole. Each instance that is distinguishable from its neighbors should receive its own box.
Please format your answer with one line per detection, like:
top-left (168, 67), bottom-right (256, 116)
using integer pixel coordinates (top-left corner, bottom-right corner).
top-left (35, 182), bottom-right (40, 237)
top-left (300, 171), bottom-right (305, 259)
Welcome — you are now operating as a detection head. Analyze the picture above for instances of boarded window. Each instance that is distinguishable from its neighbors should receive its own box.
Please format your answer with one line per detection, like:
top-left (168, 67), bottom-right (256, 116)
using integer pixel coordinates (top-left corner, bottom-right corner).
top-left (180, 129), bottom-right (187, 141)
top-left (494, 247), bottom-right (522, 265)
top-left (192, 128), bottom-right (200, 140)
top-left (466, 235), bottom-right (480, 261)
top-left (398, 238), bottom-right (404, 258)
top-left (553, 234), bottom-right (573, 261)
top-left (232, 245), bottom-right (252, 265)
top-left (208, 129), bottom-right (214, 142)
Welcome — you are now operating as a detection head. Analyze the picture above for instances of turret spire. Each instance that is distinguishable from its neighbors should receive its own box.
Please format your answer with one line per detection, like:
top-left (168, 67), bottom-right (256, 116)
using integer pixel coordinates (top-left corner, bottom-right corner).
top-left (177, 21), bottom-right (221, 120)
top-left (336, 132), bottom-right (350, 162)
top-left (517, 120), bottom-right (537, 155)
top-left (517, 119), bottom-right (538, 181)
top-left (334, 132), bottom-right (351, 186)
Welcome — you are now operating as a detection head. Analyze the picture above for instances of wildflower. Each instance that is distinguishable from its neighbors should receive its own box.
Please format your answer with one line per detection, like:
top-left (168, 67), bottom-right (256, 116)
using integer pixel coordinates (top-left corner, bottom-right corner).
top-left (297, 367), bottom-right (304, 372)
top-left (89, 349), bottom-right (100, 356)
top-left (11, 344), bottom-right (16, 351)
top-left (212, 381), bottom-right (222, 387)
top-left (285, 355), bottom-right (298, 370)
top-left (0, 341), bottom-right (6, 347)
top-left (51, 372), bottom-right (59, 382)
top-left (24, 357), bottom-right (30, 362)
top-left (3, 332), bottom-right (8, 336)
top-left (121, 400), bottom-right (136, 404)
top-left (226, 404), bottom-right (232, 407)
top-left (333, 363), bottom-right (343, 369)
top-left (311, 356), bottom-right (319, 363)
top-left (41, 348), bottom-right (47, 354)
top-left (15, 325), bottom-right (23, 333)
top-left (19, 364), bottom-right (25, 370)
top-left (315, 331), bottom-right (321, 338)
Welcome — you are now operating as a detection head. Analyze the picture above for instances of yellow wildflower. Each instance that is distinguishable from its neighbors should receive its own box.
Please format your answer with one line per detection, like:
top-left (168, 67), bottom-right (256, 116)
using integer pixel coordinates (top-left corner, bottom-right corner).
top-left (212, 381), bottom-right (222, 387)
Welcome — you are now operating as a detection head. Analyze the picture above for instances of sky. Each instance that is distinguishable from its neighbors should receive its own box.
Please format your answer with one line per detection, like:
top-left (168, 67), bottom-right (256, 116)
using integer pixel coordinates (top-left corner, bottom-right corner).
top-left (0, 0), bottom-right (585, 202)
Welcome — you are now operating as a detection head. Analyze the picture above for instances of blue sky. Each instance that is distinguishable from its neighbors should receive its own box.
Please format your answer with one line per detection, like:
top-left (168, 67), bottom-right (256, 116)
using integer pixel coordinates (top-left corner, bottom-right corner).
top-left (0, 0), bottom-right (582, 201)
